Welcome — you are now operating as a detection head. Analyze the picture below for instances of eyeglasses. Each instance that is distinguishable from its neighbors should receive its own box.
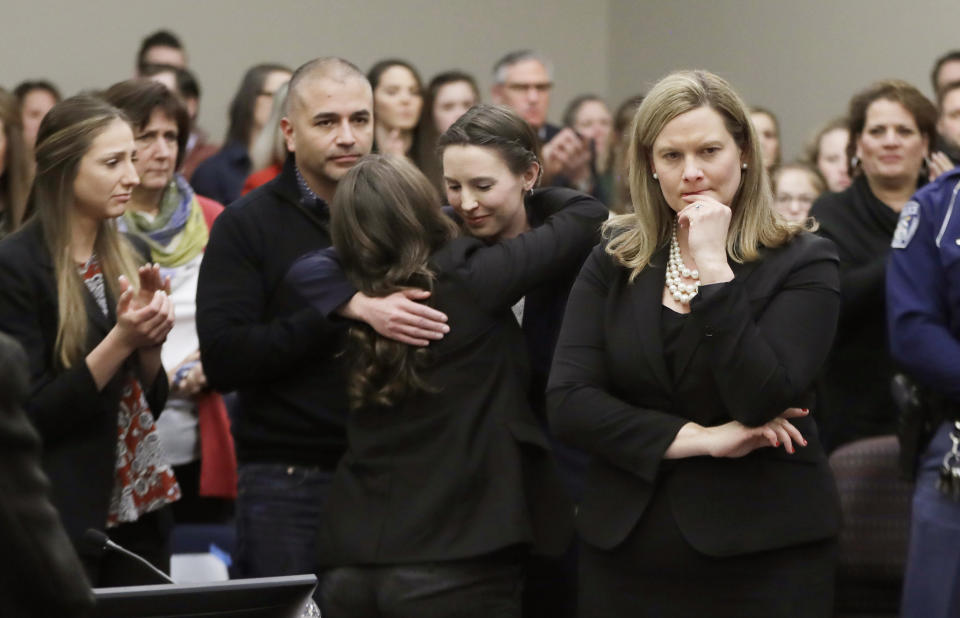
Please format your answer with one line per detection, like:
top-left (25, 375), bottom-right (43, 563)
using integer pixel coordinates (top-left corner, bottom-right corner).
top-left (504, 81), bottom-right (553, 94)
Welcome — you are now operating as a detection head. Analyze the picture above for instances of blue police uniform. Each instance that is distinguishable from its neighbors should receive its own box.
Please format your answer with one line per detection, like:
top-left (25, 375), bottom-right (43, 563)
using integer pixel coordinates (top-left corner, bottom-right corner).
top-left (887, 167), bottom-right (960, 618)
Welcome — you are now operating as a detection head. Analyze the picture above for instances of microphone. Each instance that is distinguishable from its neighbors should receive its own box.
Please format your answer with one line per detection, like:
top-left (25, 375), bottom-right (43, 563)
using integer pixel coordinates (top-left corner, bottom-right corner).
top-left (82, 528), bottom-right (174, 585)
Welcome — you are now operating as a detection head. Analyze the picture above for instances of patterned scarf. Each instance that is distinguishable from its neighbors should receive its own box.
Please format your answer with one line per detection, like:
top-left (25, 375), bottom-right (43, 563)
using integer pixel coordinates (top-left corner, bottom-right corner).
top-left (120, 174), bottom-right (209, 267)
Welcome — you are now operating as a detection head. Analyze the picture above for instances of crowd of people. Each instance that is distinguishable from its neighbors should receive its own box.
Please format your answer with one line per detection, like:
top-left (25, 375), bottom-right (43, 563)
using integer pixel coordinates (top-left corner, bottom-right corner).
top-left (0, 28), bottom-right (959, 618)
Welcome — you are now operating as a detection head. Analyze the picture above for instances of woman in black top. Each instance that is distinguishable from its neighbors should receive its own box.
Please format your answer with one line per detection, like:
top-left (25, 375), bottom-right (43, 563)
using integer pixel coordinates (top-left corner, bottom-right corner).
top-left (810, 80), bottom-right (937, 451)
top-left (547, 70), bottom-right (842, 617)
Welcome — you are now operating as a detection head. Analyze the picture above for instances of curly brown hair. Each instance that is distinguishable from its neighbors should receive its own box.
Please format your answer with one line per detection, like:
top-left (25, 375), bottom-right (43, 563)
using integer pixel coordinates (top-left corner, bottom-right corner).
top-left (331, 154), bottom-right (458, 409)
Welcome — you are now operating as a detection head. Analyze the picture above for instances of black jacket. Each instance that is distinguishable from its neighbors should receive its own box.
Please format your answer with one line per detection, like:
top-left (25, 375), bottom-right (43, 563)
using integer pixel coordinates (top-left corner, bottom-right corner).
top-left (196, 157), bottom-right (348, 467)
top-left (306, 189), bottom-right (607, 566)
top-left (547, 233), bottom-right (842, 557)
top-left (0, 219), bottom-right (167, 574)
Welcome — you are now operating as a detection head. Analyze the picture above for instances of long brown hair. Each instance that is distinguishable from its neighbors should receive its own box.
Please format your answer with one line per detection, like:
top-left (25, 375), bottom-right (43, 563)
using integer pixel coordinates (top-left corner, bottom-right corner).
top-left (31, 95), bottom-right (141, 368)
top-left (0, 88), bottom-right (32, 235)
top-left (331, 154), bottom-right (458, 409)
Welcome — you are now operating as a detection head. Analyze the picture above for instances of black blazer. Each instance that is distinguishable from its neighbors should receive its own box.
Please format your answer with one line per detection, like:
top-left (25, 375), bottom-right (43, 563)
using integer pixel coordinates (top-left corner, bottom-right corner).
top-left (547, 232), bottom-right (843, 557)
top-left (0, 220), bottom-right (167, 569)
top-left (310, 190), bottom-right (607, 567)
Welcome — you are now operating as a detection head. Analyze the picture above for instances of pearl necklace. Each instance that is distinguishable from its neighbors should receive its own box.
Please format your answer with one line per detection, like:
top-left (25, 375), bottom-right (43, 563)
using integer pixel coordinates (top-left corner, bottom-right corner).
top-left (666, 222), bottom-right (700, 304)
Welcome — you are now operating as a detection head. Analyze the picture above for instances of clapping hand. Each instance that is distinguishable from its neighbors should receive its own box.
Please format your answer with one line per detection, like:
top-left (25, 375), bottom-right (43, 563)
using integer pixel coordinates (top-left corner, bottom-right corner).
top-left (121, 264), bottom-right (172, 310)
top-left (115, 265), bottom-right (174, 350)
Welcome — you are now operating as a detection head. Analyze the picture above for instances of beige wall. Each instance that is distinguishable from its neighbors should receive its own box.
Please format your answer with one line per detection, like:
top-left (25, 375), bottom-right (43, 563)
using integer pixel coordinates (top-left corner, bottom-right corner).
top-left (608, 0), bottom-right (960, 161)
top-left (3, 0), bottom-right (957, 162)
top-left (0, 0), bottom-right (608, 142)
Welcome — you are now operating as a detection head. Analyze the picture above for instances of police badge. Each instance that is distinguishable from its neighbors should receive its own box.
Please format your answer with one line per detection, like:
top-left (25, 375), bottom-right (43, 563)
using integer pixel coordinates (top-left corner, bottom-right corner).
top-left (892, 201), bottom-right (920, 249)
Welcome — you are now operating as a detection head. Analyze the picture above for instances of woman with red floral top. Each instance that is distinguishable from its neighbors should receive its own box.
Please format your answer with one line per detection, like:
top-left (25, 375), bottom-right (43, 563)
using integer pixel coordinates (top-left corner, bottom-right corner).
top-left (0, 95), bottom-right (179, 586)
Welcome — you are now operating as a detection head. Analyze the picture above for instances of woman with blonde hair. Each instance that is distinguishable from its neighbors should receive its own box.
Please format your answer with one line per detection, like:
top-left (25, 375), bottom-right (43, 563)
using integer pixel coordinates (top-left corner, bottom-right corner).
top-left (0, 95), bottom-right (178, 586)
top-left (547, 70), bottom-right (842, 615)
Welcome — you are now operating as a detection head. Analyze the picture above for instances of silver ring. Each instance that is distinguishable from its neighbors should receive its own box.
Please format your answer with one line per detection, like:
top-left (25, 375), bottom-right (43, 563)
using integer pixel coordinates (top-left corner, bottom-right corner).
top-left (695, 203), bottom-right (702, 209)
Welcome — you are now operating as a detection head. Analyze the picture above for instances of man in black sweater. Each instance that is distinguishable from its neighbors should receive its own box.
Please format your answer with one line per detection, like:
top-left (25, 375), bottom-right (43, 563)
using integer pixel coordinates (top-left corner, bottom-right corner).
top-left (196, 57), bottom-right (376, 579)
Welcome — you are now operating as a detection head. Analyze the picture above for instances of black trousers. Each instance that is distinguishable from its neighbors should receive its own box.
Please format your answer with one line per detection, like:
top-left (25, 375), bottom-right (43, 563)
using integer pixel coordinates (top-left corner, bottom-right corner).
top-left (319, 549), bottom-right (524, 618)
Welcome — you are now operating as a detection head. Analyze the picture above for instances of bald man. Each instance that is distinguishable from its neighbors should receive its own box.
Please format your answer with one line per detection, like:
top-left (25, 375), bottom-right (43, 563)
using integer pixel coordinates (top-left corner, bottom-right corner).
top-left (196, 57), bottom-right (375, 579)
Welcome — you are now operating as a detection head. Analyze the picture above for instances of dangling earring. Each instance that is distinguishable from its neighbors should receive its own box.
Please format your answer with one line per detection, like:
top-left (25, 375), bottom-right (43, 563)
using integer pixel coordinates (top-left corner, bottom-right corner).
top-left (652, 172), bottom-right (659, 180)
top-left (741, 162), bottom-right (748, 170)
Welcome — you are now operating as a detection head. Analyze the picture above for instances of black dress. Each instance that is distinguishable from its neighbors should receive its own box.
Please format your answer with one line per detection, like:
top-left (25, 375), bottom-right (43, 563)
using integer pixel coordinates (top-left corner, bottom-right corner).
top-left (577, 306), bottom-right (837, 618)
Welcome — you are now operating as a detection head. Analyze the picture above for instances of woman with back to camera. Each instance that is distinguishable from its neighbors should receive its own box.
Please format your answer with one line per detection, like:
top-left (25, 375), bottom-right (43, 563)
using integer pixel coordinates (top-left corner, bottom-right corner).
top-left (286, 108), bottom-right (606, 617)
top-left (810, 80), bottom-right (937, 451)
top-left (547, 70), bottom-right (842, 617)
top-left (0, 88), bottom-right (32, 238)
top-left (368, 59), bottom-right (424, 162)
top-left (0, 95), bottom-right (179, 585)
top-left (190, 63), bottom-right (291, 205)
top-left (415, 70), bottom-right (479, 190)
top-left (291, 103), bottom-right (605, 617)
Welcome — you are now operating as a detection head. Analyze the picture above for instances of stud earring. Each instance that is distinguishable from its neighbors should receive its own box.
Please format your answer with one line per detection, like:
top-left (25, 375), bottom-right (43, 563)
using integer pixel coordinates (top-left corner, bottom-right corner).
top-left (652, 172), bottom-right (659, 180)
top-left (741, 162), bottom-right (748, 170)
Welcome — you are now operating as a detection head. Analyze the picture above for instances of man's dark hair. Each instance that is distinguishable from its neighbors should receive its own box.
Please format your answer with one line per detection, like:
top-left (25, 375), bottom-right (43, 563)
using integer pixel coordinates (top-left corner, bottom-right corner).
top-left (13, 80), bottom-right (61, 105)
top-left (136, 30), bottom-right (184, 73)
top-left (931, 50), bottom-right (960, 94)
top-left (102, 79), bottom-right (191, 169)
